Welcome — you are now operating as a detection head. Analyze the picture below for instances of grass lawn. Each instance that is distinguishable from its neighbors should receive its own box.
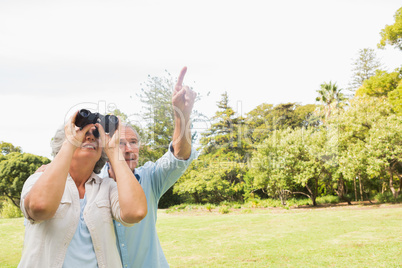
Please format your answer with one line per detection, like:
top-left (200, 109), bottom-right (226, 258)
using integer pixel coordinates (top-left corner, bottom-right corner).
top-left (1, 204), bottom-right (402, 267)
top-left (0, 218), bottom-right (25, 268)
top-left (157, 204), bottom-right (402, 268)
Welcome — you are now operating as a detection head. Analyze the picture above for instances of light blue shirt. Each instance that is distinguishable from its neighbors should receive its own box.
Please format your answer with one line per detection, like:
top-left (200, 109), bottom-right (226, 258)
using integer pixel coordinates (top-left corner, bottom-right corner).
top-left (100, 144), bottom-right (197, 268)
top-left (63, 195), bottom-right (98, 268)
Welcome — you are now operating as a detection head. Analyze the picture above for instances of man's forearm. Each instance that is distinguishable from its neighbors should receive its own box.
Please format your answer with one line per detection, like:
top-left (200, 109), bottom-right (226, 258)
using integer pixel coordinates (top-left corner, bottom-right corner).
top-left (172, 115), bottom-right (192, 160)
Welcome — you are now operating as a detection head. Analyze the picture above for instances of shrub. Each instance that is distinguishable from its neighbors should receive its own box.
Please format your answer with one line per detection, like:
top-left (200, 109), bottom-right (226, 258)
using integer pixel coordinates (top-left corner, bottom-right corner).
top-left (232, 204), bottom-right (242, 209)
top-left (205, 203), bottom-right (215, 212)
top-left (0, 199), bottom-right (23, 218)
top-left (243, 198), bottom-right (262, 208)
top-left (219, 206), bottom-right (230, 214)
top-left (316, 195), bottom-right (339, 204)
top-left (374, 192), bottom-right (402, 203)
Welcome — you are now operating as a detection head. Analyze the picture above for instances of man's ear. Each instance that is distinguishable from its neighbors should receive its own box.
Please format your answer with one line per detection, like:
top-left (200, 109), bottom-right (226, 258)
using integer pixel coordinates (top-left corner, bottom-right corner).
top-left (108, 163), bottom-right (116, 180)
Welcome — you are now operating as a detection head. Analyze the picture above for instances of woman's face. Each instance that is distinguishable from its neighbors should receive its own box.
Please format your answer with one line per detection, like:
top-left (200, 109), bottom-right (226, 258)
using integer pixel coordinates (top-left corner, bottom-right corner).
top-left (72, 126), bottom-right (102, 163)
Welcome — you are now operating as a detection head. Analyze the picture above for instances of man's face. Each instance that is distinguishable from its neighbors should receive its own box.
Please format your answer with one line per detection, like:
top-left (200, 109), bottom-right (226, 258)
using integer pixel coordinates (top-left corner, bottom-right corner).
top-left (119, 126), bottom-right (140, 171)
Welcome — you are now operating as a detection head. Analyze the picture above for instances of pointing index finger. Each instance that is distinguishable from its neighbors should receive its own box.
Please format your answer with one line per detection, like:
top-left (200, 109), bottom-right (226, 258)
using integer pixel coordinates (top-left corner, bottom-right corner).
top-left (176, 66), bottom-right (187, 88)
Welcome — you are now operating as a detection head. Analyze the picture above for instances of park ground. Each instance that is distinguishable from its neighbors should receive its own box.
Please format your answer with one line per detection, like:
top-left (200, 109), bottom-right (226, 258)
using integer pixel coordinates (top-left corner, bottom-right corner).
top-left (1, 203), bottom-right (401, 268)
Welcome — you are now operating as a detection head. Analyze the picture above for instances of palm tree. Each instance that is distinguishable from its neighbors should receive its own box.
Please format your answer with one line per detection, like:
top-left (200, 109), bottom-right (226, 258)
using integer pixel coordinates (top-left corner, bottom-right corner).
top-left (316, 81), bottom-right (347, 119)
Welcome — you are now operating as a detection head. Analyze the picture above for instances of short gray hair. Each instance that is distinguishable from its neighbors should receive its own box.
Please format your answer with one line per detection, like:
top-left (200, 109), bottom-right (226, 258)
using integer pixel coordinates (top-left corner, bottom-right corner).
top-left (121, 123), bottom-right (141, 143)
top-left (50, 126), bottom-right (107, 174)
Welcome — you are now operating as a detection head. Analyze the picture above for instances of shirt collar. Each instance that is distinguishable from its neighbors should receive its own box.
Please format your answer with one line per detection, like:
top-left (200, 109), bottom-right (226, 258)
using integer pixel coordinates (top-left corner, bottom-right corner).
top-left (134, 173), bottom-right (140, 182)
top-left (67, 172), bottom-right (101, 184)
top-left (87, 172), bottom-right (101, 184)
top-left (106, 162), bottom-right (140, 182)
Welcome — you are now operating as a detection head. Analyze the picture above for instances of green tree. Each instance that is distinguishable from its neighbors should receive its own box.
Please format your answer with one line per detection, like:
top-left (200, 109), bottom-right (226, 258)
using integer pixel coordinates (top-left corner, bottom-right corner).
top-left (367, 114), bottom-right (402, 199)
top-left (355, 68), bottom-right (402, 115)
top-left (335, 97), bottom-right (393, 201)
top-left (132, 70), bottom-right (203, 208)
top-left (136, 72), bottom-right (176, 159)
top-left (316, 81), bottom-right (347, 119)
top-left (388, 83), bottom-right (402, 115)
top-left (349, 48), bottom-right (382, 92)
top-left (0, 152), bottom-right (50, 207)
top-left (249, 127), bottom-right (332, 206)
top-left (245, 103), bottom-right (318, 144)
top-left (0, 141), bottom-right (22, 155)
top-left (355, 69), bottom-right (401, 98)
top-left (378, 7), bottom-right (402, 50)
top-left (175, 92), bottom-right (251, 203)
top-left (248, 128), bottom-right (298, 205)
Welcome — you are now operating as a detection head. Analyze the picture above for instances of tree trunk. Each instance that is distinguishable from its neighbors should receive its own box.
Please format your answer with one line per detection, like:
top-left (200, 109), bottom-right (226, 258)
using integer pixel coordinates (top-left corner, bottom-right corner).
top-left (305, 183), bottom-right (317, 206)
top-left (354, 176), bottom-right (358, 202)
top-left (278, 190), bottom-right (286, 206)
top-left (358, 174), bottom-right (364, 202)
top-left (314, 177), bottom-right (318, 204)
top-left (192, 192), bottom-right (201, 204)
top-left (4, 193), bottom-right (20, 209)
top-left (382, 181), bottom-right (386, 194)
top-left (388, 168), bottom-right (397, 199)
top-left (335, 176), bottom-right (352, 205)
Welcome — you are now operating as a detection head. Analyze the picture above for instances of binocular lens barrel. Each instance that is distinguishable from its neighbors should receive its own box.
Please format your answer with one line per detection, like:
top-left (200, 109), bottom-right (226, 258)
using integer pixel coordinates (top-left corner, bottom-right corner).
top-left (75, 109), bottom-right (91, 128)
top-left (75, 109), bottom-right (119, 137)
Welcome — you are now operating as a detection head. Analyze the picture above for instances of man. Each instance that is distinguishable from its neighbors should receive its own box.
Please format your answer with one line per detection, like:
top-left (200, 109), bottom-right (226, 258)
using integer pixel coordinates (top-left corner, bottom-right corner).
top-left (99, 66), bottom-right (197, 268)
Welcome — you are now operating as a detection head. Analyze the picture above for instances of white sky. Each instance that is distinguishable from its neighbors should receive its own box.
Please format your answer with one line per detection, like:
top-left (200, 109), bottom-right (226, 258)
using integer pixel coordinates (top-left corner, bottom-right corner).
top-left (1, 0), bottom-right (402, 159)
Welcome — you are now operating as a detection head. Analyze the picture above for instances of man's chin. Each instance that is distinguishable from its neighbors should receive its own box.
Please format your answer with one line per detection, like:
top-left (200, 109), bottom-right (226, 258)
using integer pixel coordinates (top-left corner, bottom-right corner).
top-left (126, 160), bottom-right (137, 171)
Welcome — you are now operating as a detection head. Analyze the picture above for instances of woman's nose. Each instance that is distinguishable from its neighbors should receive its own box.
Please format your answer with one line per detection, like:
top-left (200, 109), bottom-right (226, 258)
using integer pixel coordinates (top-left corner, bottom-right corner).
top-left (86, 126), bottom-right (97, 139)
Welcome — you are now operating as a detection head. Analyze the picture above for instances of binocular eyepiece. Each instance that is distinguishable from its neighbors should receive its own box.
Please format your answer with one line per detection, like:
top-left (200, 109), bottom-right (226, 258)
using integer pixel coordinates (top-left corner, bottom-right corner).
top-left (75, 109), bottom-right (119, 138)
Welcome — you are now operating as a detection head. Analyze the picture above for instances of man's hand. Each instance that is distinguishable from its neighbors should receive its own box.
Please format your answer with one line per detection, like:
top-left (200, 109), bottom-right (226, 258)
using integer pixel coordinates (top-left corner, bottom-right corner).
top-left (171, 67), bottom-right (196, 159)
top-left (172, 66), bottom-right (197, 120)
top-left (35, 164), bottom-right (50, 173)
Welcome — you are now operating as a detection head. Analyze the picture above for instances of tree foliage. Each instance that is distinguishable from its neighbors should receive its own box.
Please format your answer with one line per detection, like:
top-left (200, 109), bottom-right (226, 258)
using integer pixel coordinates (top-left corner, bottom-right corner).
top-left (366, 114), bottom-right (402, 199)
top-left (335, 97), bottom-right (393, 202)
top-left (388, 82), bottom-right (402, 115)
top-left (136, 72), bottom-right (176, 159)
top-left (132, 70), bottom-right (204, 208)
top-left (175, 92), bottom-right (250, 203)
top-left (0, 141), bottom-right (22, 155)
top-left (315, 81), bottom-right (347, 119)
top-left (245, 102), bottom-right (318, 144)
top-left (378, 7), bottom-right (402, 50)
top-left (355, 69), bottom-right (402, 97)
top-left (0, 152), bottom-right (50, 208)
top-left (349, 48), bottom-right (382, 92)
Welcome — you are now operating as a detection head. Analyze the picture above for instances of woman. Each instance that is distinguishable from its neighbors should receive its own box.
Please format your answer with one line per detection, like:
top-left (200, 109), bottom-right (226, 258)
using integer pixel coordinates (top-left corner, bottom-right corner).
top-left (18, 111), bottom-right (147, 268)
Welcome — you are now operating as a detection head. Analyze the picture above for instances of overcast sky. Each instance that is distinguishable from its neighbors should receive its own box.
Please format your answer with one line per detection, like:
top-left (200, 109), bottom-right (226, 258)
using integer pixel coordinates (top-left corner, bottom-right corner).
top-left (1, 0), bottom-right (402, 159)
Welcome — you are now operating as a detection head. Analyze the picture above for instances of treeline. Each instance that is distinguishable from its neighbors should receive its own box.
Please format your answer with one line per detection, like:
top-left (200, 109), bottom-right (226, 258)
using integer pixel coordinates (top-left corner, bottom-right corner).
top-left (132, 62), bottom-right (401, 207)
top-left (1, 7), bottom-right (401, 210)
top-left (132, 7), bottom-right (402, 207)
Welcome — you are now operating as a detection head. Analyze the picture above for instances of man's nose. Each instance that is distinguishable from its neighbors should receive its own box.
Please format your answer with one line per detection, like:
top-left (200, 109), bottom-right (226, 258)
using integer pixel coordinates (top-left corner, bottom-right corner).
top-left (124, 143), bottom-right (135, 152)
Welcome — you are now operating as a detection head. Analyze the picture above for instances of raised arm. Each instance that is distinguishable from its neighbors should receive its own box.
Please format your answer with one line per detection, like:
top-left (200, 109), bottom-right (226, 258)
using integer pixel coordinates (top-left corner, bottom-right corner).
top-left (171, 66), bottom-right (197, 159)
top-left (99, 123), bottom-right (147, 223)
top-left (24, 113), bottom-right (92, 221)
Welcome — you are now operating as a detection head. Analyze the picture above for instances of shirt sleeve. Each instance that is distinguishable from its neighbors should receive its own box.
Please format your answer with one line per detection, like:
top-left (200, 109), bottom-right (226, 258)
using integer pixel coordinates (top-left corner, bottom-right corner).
top-left (108, 179), bottom-right (135, 227)
top-left (149, 142), bottom-right (198, 200)
top-left (20, 173), bottom-right (43, 224)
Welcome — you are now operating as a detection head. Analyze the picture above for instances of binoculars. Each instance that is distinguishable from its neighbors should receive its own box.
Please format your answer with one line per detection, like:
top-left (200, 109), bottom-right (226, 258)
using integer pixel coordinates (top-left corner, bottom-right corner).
top-left (75, 109), bottom-right (119, 138)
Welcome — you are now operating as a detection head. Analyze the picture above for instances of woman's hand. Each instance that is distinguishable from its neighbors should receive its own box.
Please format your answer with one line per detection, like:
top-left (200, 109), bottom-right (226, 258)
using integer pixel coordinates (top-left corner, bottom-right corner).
top-left (64, 111), bottom-right (95, 149)
top-left (95, 118), bottom-right (121, 161)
